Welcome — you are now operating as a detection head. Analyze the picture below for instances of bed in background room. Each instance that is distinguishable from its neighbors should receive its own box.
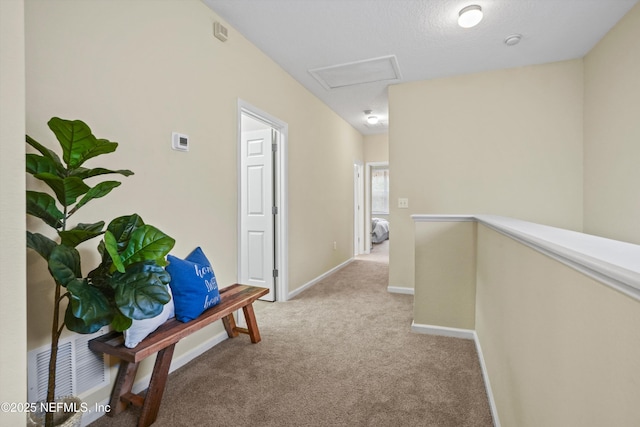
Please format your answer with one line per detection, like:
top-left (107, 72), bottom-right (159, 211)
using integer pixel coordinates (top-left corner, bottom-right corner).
top-left (371, 218), bottom-right (389, 243)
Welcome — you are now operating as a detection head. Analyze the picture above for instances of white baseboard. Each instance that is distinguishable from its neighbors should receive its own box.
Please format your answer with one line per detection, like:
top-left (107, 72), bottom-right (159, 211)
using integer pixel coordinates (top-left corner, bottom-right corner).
top-left (410, 322), bottom-right (475, 340)
top-left (81, 329), bottom-right (229, 426)
top-left (387, 286), bottom-right (414, 295)
top-left (287, 258), bottom-right (354, 299)
top-left (473, 332), bottom-right (501, 427)
top-left (411, 322), bottom-right (500, 427)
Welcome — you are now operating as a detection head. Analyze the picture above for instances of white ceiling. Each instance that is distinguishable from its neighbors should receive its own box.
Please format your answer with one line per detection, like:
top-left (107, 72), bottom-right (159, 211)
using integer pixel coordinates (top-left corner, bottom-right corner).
top-left (203, 0), bottom-right (637, 135)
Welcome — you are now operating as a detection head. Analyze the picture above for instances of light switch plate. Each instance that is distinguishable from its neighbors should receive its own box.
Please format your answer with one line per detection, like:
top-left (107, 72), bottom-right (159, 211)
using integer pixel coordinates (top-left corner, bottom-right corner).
top-left (398, 198), bottom-right (409, 209)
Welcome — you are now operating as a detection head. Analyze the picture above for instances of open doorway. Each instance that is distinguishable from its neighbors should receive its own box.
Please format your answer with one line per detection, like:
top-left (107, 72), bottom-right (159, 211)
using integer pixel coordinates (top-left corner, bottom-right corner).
top-left (238, 100), bottom-right (288, 302)
top-left (364, 162), bottom-right (390, 260)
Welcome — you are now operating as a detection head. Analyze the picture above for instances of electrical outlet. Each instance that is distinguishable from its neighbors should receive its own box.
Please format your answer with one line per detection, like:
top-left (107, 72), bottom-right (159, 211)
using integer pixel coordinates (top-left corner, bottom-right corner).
top-left (398, 198), bottom-right (409, 209)
top-left (333, 241), bottom-right (337, 250)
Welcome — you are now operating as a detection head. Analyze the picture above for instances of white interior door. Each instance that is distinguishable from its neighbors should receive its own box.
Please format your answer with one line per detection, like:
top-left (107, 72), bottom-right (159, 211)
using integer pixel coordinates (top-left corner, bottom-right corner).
top-left (240, 128), bottom-right (275, 301)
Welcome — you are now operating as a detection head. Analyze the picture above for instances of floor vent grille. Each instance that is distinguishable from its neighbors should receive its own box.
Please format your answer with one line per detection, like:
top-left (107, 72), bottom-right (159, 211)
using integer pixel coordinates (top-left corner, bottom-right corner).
top-left (28, 328), bottom-right (109, 402)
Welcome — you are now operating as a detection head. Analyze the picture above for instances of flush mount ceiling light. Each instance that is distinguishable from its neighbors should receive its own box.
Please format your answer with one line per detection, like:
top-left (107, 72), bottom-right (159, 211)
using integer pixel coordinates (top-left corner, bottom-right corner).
top-left (364, 110), bottom-right (379, 125)
top-left (458, 5), bottom-right (483, 28)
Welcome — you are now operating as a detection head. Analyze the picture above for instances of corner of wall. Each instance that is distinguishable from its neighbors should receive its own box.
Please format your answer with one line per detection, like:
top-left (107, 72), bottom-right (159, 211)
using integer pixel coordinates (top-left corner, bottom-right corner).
top-left (0, 0), bottom-right (28, 424)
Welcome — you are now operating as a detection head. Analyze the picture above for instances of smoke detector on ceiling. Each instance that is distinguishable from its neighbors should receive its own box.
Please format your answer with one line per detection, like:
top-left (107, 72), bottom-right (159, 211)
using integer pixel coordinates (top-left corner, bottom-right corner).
top-left (504, 34), bottom-right (522, 46)
top-left (213, 22), bottom-right (228, 42)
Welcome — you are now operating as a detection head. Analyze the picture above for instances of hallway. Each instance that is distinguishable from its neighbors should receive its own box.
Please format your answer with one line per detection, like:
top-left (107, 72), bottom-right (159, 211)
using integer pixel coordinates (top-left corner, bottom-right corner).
top-left (89, 256), bottom-right (492, 426)
top-left (356, 239), bottom-right (389, 264)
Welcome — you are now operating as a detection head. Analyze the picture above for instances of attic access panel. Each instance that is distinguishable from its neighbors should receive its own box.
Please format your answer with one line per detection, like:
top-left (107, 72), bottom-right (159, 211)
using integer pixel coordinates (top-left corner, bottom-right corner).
top-left (309, 55), bottom-right (402, 90)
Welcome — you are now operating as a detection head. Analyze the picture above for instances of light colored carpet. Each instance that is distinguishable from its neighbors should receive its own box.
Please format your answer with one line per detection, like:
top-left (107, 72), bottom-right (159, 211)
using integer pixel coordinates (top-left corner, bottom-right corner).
top-left (89, 259), bottom-right (493, 427)
top-left (356, 239), bottom-right (389, 264)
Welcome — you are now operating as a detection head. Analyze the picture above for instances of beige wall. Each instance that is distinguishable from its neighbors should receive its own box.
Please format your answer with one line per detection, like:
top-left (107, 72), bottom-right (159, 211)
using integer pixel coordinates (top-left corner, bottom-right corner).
top-left (413, 217), bottom-right (640, 425)
top-left (476, 225), bottom-right (640, 426)
top-left (25, 0), bottom-right (361, 409)
top-left (409, 8), bottom-right (640, 423)
top-left (584, 3), bottom-right (640, 245)
top-left (414, 221), bottom-right (476, 329)
top-left (363, 133), bottom-right (389, 164)
top-left (389, 60), bottom-right (584, 289)
top-left (0, 0), bottom-right (27, 425)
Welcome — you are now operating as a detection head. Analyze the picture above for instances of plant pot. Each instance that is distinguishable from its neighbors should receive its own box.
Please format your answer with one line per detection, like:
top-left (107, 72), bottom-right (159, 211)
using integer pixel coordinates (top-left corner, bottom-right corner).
top-left (27, 396), bottom-right (83, 427)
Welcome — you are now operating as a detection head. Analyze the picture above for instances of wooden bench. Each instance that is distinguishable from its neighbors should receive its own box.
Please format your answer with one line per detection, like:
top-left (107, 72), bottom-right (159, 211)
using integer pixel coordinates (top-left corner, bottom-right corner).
top-left (89, 284), bottom-right (268, 427)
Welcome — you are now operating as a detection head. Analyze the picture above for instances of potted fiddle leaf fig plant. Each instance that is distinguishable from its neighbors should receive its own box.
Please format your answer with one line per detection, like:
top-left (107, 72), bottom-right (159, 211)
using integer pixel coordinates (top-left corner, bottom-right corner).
top-left (26, 118), bottom-right (175, 427)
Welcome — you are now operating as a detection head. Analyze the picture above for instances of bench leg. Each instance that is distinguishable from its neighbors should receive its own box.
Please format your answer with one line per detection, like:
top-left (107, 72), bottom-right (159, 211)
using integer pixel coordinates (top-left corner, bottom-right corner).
top-left (108, 360), bottom-right (139, 416)
top-left (222, 313), bottom-right (239, 338)
top-left (242, 303), bottom-right (262, 343)
top-left (138, 343), bottom-right (176, 427)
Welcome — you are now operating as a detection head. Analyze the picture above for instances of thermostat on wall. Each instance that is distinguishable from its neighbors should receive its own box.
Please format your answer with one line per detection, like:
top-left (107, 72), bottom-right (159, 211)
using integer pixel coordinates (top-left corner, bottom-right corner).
top-left (171, 132), bottom-right (189, 152)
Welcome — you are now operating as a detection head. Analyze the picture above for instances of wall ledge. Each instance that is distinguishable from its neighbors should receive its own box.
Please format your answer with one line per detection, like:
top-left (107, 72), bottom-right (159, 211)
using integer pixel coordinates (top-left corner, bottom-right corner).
top-left (412, 214), bottom-right (640, 301)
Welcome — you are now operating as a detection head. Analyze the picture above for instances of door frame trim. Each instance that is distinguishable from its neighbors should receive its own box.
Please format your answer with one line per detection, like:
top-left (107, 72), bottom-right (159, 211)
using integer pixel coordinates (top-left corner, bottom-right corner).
top-left (354, 162), bottom-right (364, 256)
top-left (237, 99), bottom-right (289, 301)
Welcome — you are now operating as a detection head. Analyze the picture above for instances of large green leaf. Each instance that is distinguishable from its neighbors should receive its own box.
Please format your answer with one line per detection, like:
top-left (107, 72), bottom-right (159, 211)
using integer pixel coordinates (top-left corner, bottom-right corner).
top-left (87, 261), bottom-right (113, 291)
top-left (26, 135), bottom-right (65, 174)
top-left (48, 117), bottom-right (118, 169)
top-left (64, 279), bottom-right (114, 334)
top-left (58, 222), bottom-right (105, 247)
top-left (33, 173), bottom-right (90, 207)
top-left (107, 214), bottom-right (145, 253)
top-left (64, 302), bottom-right (111, 334)
top-left (66, 279), bottom-right (112, 327)
top-left (26, 231), bottom-right (57, 261)
top-left (104, 230), bottom-right (125, 273)
top-left (70, 167), bottom-right (134, 180)
top-left (26, 154), bottom-right (60, 176)
top-left (26, 191), bottom-right (64, 229)
top-left (68, 181), bottom-right (122, 216)
top-left (112, 261), bottom-right (171, 320)
top-left (119, 225), bottom-right (175, 268)
top-left (95, 240), bottom-right (113, 269)
top-left (48, 244), bottom-right (81, 287)
top-left (111, 310), bottom-right (133, 332)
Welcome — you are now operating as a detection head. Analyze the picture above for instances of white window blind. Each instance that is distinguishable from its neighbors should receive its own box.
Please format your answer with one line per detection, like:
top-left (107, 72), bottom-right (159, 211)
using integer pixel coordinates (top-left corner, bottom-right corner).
top-left (372, 167), bottom-right (389, 214)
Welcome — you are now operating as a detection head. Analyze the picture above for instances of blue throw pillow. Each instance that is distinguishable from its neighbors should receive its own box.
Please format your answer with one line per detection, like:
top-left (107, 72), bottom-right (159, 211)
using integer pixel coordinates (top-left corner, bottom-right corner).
top-left (166, 247), bottom-right (221, 322)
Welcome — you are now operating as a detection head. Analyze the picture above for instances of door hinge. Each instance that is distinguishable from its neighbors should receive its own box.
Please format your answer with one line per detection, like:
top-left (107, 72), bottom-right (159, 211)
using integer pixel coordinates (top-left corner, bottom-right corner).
top-left (272, 142), bottom-right (278, 152)
top-left (273, 269), bottom-right (279, 278)
top-left (272, 206), bottom-right (278, 215)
